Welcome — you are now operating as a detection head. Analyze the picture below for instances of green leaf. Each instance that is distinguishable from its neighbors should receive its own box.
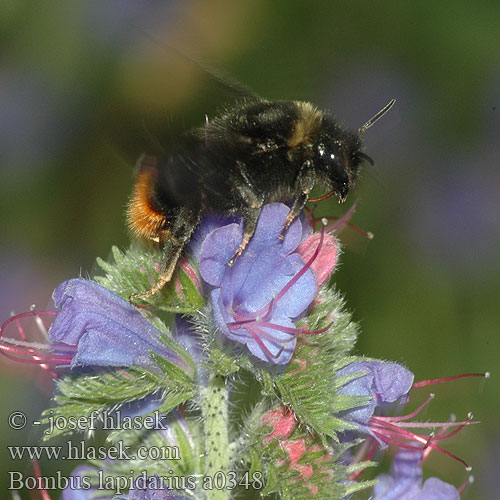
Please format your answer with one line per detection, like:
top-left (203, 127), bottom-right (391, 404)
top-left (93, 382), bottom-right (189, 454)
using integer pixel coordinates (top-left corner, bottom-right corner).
top-left (207, 347), bottom-right (241, 377)
top-left (95, 245), bottom-right (204, 314)
top-left (270, 287), bottom-right (362, 441)
top-left (43, 359), bottom-right (195, 441)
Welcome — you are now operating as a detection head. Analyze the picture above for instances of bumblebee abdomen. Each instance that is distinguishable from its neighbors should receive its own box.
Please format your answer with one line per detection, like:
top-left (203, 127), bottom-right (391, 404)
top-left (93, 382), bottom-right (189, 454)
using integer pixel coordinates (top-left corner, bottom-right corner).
top-left (127, 161), bottom-right (168, 242)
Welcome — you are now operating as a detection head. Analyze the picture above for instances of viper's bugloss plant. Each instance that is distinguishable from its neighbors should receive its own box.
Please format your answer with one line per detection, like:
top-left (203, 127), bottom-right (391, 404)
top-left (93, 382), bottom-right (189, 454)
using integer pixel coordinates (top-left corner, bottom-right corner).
top-left (0, 202), bottom-right (485, 500)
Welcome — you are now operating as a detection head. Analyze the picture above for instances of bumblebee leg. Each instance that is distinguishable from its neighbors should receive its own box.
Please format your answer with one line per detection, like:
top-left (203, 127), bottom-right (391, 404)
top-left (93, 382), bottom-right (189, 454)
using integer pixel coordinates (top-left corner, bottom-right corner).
top-left (227, 164), bottom-right (264, 266)
top-left (227, 206), bottom-right (262, 266)
top-left (131, 207), bottom-right (201, 301)
top-left (281, 163), bottom-right (316, 238)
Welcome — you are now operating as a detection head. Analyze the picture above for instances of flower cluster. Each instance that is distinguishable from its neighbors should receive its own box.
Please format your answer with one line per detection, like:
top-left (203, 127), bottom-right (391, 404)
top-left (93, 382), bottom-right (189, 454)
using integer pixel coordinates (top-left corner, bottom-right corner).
top-left (0, 202), bottom-right (484, 500)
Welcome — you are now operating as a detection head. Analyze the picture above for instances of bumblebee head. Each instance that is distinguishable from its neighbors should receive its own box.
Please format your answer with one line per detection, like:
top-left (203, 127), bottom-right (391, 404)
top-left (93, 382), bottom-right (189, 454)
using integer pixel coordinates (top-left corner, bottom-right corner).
top-left (312, 120), bottom-right (363, 201)
top-left (312, 99), bottom-right (395, 202)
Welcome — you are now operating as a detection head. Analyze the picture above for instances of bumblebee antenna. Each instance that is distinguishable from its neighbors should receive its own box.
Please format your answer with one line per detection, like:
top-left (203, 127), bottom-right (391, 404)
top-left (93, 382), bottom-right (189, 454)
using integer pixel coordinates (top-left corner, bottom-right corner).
top-left (359, 99), bottom-right (396, 137)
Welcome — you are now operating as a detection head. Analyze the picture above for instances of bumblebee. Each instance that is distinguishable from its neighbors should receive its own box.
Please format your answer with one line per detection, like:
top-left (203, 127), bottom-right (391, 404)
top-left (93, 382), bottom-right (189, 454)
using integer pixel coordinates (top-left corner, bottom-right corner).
top-left (127, 97), bottom-right (395, 299)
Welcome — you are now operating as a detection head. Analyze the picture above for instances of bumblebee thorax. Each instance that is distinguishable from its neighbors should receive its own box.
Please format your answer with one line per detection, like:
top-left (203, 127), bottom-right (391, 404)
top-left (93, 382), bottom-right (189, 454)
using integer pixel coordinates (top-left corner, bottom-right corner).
top-left (286, 101), bottom-right (323, 149)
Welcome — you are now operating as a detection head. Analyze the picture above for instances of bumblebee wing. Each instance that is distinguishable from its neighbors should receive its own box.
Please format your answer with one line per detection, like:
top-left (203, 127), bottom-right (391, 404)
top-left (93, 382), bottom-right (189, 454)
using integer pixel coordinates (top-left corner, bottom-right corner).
top-left (101, 31), bottom-right (258, 163)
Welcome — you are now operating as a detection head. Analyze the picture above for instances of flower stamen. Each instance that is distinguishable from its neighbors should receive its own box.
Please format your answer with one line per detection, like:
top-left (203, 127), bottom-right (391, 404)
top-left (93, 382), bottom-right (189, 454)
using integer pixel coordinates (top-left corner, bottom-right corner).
top-left (412, 372), bottom-right (489, 389)
top-left (458, 475), bottom-right (474, 494)
top-left (368, 411), bottom-right (474, 468)
top-left (246, 327), bottom-right (286, 360)
top-left (32, 459), bottom-right (51, 500)
top-left (0, 310), bottom-right (73, 373)
top-left (348, 438), bottom-right (378, 481)
top-left (380, 393), bottom-right (435, 422)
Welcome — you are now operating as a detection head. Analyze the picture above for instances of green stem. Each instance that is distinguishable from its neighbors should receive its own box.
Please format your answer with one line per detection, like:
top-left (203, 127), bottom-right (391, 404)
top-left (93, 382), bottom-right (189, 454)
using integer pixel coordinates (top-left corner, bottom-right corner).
top-left (202, 374), bottom-right (230, 500)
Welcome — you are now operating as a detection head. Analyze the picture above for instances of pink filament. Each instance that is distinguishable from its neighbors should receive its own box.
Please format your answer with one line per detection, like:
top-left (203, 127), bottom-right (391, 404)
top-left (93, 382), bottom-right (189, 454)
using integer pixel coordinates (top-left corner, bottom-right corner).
top-left (0, 310), bottom-right (73, 371)
top-left (380, 394), bottom-right (435, 422)
top-left (324, 199), bottom-right (360, 234)
top-left (252, 321), bottom-right (332, 336)
top-left (348, 438), bottom-right (378, 481)
top-left (412, 373), bottom-right (487, 388)
top-left (32, 459), bottom-right (52, 500)
top-left (309, 198), bottom-right (373, 239)
top-left (458, 476), bottom-right (474, 495)
top-left (247, 326), bottom-right (285, 360)
top-left (350, 408), bottom-right (474, 482)
top-left (368, 412), bottom-right (473, 468)
top-left (252, 224), bottom-right (325, 320)
top-left (319, 216), bottom-right (372, 239)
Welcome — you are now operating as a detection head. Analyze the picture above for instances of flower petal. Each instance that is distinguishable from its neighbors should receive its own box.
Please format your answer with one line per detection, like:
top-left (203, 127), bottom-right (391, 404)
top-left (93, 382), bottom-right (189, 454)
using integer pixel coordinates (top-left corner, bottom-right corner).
top-left (421, 478), bottom-right (460, 500)
top-left (49, 279), bottom-right (181, 370)
top-left (199, 223), bottom-right (242, 287)
top-left (61, 466), bottom-right (106, 500)
top-left (199, 203), bottom-right (318, 364)
top-left (296, 231), bottom-right (338, 288)
top-left (337, 361), bottom-right (414, 425)
top-left (373, 450), bottom-right (460, 500)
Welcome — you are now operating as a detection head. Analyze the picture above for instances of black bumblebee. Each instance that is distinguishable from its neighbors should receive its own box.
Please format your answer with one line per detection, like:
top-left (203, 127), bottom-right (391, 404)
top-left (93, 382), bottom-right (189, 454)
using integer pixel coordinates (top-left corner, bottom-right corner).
top-left (127, 95), bottom-right (395, 299)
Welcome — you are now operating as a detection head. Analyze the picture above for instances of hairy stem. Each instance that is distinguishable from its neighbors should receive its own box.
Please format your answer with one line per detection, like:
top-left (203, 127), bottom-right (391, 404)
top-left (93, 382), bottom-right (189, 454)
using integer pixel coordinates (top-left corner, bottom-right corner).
top-left (201, 374), bottom-right (230, 500)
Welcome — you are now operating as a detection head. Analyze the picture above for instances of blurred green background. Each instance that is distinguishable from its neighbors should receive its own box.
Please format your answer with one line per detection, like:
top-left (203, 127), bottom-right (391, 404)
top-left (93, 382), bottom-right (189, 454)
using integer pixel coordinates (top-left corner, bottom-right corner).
top-left (1, 1), bottom-right (499, 498)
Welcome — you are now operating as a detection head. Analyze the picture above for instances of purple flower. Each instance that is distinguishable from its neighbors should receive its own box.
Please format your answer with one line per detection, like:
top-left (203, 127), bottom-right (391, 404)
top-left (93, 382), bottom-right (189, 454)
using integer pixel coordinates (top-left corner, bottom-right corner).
top-left (61, 468), bottom-right (192, 500)
top-left (60, 465), bottom-right (106, 500)
top-left (373, 449), bottom-right (460, 500)
top-left (48, 278), bottom-right (183, 371)
top-left (198, 203), bottom-right (320, 365)
top-left (337, 360), bottom-right (414, 432)
top-left (338, 361), bottom-right (474, 470)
